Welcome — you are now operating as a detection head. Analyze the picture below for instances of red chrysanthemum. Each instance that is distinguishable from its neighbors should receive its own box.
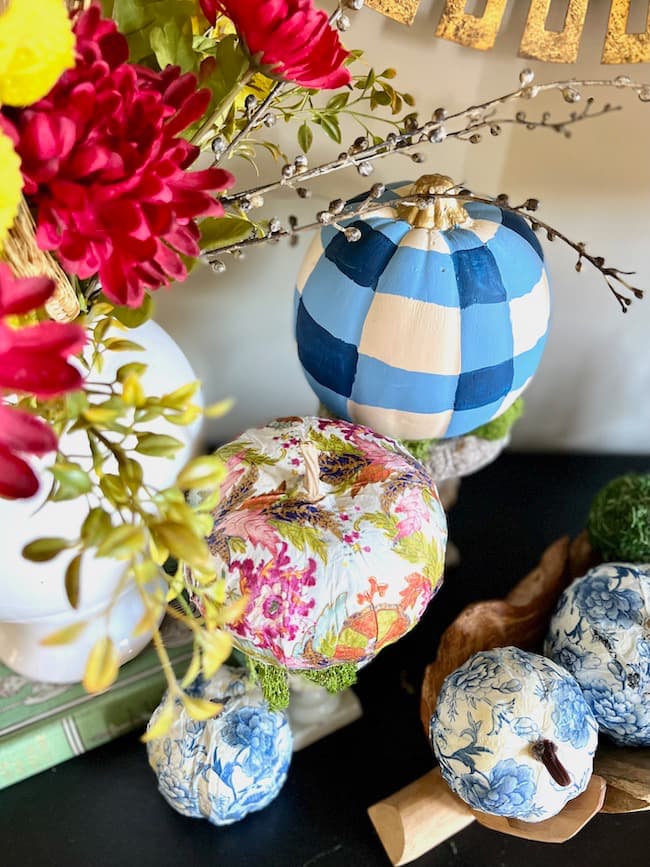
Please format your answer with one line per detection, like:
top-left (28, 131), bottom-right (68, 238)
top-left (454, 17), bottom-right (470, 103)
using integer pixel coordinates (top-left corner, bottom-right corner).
top-left (201, 0), bottom-right (351, 90)
top-left (0, 263), bottom-right (86, 499)
top-left (9, 4), bottom-right (234, 308)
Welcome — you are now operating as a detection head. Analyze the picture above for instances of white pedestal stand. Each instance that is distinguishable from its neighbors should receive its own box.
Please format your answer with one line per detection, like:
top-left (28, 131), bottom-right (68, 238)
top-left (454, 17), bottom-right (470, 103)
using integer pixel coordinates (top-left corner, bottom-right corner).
top-left (287, 674), bottom-right (362, 752)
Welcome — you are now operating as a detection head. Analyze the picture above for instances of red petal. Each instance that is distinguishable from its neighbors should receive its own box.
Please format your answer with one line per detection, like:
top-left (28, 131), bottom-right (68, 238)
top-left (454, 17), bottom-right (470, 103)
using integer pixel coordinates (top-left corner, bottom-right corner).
top-left (0, 446), bottom-right (40, 499)
top-left (9, 321), bottom-right (87, 357)
top-left (0, 403), bottom-right (57, 455)
top-left (0, 264), bottom-right (55, 317)
top-left (0, 350), bottom-right (84, 397)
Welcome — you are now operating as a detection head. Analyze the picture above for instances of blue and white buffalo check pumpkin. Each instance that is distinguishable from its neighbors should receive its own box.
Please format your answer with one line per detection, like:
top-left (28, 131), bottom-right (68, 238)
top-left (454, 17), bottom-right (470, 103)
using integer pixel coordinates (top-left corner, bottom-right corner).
top-left (294, 182), bottom-right (551, 440)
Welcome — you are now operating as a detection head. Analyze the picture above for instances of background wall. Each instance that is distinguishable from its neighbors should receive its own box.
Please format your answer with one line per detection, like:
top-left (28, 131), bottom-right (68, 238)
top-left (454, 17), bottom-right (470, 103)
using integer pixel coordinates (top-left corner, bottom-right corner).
top-left (155, 0), bottom-right (650, 451)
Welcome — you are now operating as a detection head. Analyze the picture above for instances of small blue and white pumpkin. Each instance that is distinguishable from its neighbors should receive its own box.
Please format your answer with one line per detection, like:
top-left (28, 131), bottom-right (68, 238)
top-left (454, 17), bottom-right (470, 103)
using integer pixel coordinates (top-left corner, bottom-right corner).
top-left (295, 175), bottom-right (551, 440)
top-left (430, 647), bottom-right (597, 821)
top-left (146, 666), bottom-right (292, 825)
top-left (545, 562), bottom-right (650, 746)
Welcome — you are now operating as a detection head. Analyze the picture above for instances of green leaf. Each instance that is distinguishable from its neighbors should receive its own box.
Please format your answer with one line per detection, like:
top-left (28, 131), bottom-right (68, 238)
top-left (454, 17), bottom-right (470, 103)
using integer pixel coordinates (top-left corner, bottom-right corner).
top-left (99, 474), bottom-right (130, 504)
top-left (326, 92), bottom-right (349, 111)
top-left (316, 114), bottom-right (342, 143)
top-left (116, 362), bottom-right (148, 383)
top-left (81, 508), bottom-right (113, 547)
top-left (151, 521), bottom-right (212, 570)
top-left (40, 621), bottom-right (88, 647)
top-left (110, 0), bottom-right (202, 67)
top-left (111, 294), bottom-right (154, 329)
top-left (83, 636), bottom-right (119, 693)
top-left (122, 458), bottom-right (144, 494)
top-left (181, 693), bottom-right (223, 721)
top-left (50, 462), bottom-right (92, 501)
top-left (142, 695), bottom-right (176, 742)
top-left (203, 397), bottom-right (234, 418)
top-left (135, 433), bottom-right (184, 458)
top-left (22, 537), bottom-right (72, 562)
top-left (160, 381), bottom-right (201, 409)
top-left (297, 121), bottom-right (313, 154)
top-left (199, 216), bottom-right (253, 252)
top-left (102, 338), bottom-right (145, 352)
top-left (65, 554), bottom-right (82, 609)
top-left (177, 455), bottom-right (227, 490)
top-left (150, 19), bottom-right (197, 73)
top-left (97, 525), bottom-right (146, 560)
top-left (372, 89), bottom-right (392, 107)
top-left (197, 629), bottom-right (232, 678)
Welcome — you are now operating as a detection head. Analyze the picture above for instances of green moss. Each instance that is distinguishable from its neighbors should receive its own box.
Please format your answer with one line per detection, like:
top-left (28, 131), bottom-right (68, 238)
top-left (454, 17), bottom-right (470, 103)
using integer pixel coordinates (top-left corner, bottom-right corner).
top-left (249, 660), bottom-right (290, 711)
top-left (588, 474), bottom-right (650, 562)
top-left (246, 660), bottom-right (358, 710)
top-left (468, 398), bottom-right (524, 441)
top-left (399, 436), bottom-right (439, 463)
top-left (301, 664), bottom-right (357, 693)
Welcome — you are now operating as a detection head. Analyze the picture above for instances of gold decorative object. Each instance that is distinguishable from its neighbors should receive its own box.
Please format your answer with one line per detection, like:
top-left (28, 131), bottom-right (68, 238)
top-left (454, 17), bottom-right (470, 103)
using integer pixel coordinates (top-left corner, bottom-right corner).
top-left (368, 0), bottom-right (650, 64)
top-left (520, 0), bottom-right (589, 63)
top-left (365, 0), bottom-right (420, 26)
top-left (436, 0), bottom-right (508, 51)
top-left (396, 174), bottom-right (469, 230)
top-left (603, 0), bottom-right (650, 64)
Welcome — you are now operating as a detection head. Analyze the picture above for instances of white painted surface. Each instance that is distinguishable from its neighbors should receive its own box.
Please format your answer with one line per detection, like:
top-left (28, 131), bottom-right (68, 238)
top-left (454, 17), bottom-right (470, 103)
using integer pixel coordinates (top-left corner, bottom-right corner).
top-left (155, 1), bottom-right (650, 452)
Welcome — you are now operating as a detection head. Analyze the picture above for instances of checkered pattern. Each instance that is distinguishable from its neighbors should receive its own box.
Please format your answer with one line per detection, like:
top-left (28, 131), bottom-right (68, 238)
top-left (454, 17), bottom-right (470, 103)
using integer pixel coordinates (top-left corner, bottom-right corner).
top-left (295, 184), bottom-right (551, 440)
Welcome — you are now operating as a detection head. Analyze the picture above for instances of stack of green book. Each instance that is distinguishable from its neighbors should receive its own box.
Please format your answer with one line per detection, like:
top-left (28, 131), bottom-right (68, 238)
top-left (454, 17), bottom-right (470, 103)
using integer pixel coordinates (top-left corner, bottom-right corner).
top-left (0, 618), bottom-right (193, 790)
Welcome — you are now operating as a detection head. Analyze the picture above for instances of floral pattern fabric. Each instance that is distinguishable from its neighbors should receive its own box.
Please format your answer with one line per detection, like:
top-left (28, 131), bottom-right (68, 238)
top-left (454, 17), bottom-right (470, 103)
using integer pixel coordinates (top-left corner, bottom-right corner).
top-left (196, 417), bottom-right (447, 670)
top-left (146, 666), bottom-right (292, 825)
top-left (430, 647), bottom-right (598, 822)
top-left (545, 563), bottom-right (650, 746)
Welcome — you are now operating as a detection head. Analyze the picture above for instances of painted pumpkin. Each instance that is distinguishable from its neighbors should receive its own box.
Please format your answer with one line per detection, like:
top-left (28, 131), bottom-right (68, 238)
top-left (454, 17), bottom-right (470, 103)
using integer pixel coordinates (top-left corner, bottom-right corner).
top-left (545, 562), bottom-right (650, 746)
top-left (191, 417), bottom-right (447, 679)
top-left (295, 175), bottom-right (551, 440)
top-left (430, 647), bottom-right (598, 821)
top-left (146, 665), bottom-right (292, 826)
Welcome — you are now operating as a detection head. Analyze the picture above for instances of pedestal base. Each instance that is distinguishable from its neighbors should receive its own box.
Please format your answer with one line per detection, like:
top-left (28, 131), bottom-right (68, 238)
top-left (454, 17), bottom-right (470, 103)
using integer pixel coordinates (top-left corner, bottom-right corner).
top-left (287, 678), bottom-right (363, 751)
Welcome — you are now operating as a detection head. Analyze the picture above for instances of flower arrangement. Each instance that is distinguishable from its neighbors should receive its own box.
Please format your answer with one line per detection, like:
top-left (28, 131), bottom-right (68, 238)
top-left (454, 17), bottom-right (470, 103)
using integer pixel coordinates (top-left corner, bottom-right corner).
top-left (0, 0), bottom-right (647, 734)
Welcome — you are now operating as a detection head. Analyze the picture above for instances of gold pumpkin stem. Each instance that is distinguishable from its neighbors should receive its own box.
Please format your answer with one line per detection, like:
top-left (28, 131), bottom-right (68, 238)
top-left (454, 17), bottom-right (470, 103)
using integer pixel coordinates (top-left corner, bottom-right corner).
top-left (397, 174), bottom-right (470, 231)
top-left (2, 198), bottom-right (80, 322)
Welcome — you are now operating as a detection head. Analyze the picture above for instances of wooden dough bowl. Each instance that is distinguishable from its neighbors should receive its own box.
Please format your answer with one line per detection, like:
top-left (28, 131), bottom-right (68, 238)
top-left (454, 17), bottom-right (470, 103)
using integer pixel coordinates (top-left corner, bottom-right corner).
top-left (368, 533), bottom-right (650, 865)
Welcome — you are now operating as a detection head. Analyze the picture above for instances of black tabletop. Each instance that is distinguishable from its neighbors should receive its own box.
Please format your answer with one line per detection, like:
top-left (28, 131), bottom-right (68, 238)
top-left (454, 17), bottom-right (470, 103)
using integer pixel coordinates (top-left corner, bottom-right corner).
top-left (2, 452), bottom-right (649, 867)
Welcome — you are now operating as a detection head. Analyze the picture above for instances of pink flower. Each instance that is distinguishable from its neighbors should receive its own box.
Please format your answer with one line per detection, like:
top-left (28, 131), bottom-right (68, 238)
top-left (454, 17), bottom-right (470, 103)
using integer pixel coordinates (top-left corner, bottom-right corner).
top-left (9, 5), bottom-right (234, 308)
top-left (395, 488), bottom-right (430, 539)
top-left (0, 404), bottom-right (57, 499)
top-left (0, 265), bottom-right (85, 397)
top-left (0, 264), bottom-right (86, 499)
top-left (201, 0), bottom-right (351, 90)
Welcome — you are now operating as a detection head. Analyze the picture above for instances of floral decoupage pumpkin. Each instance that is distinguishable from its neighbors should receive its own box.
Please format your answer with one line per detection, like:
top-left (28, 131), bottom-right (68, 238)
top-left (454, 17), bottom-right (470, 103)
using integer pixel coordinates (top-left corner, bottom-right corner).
top-left (189, 417), bottom-right (447, 707)
top-left (430, 647), bottom-right (598, 821)
top-left (147, 666), bottom-right (292, 825)
top-left (545, 563), bottom-right (650, 746)
top-left (294, 175), bottom-right (550, 440)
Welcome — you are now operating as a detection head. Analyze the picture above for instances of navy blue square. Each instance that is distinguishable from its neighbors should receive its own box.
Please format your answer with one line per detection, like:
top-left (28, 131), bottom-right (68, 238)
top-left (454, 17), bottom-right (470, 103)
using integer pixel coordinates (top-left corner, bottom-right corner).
top-left (454, 358), bottom-right (514, 410)
top-left (325, 221), bottom-right (397, 289)
top-left (296, 299), bottom-right (358, 398)
top-left (452, 247), bottom-right (506, 307)
top-left (501, 210), bottom-right (544, 260)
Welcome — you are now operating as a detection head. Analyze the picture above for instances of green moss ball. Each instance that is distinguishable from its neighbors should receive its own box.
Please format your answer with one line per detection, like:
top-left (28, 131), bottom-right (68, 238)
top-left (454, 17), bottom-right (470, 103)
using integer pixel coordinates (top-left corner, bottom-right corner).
top-left (588, 474), bottom-right (650, 562)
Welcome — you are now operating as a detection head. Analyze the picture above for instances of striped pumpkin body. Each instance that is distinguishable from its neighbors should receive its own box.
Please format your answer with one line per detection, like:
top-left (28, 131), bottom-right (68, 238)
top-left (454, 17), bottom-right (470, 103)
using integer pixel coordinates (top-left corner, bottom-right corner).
top-left (294, 183), bottom-right (551, 440)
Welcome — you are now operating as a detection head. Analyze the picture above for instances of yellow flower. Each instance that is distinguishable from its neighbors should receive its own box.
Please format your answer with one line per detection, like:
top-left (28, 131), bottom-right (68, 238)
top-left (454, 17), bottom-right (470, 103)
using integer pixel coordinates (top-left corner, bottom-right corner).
top-left (0, 127), bottom-right (22, 249)
top-left (0, 0), bottom-right (75, 107)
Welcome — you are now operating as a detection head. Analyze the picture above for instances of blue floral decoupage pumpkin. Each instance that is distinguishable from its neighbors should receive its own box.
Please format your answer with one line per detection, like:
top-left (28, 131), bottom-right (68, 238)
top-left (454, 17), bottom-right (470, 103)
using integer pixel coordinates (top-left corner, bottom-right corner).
top-left (294, 175), bottom-right (551, 440)
top-left (146, 665), bottom-right (292, 825)
top-left (429, 647), bottom-right (598, 821)
top-left (545, 563), bottom-right (650, 746)
top-left (189, 417), bottom-right (447, 706)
